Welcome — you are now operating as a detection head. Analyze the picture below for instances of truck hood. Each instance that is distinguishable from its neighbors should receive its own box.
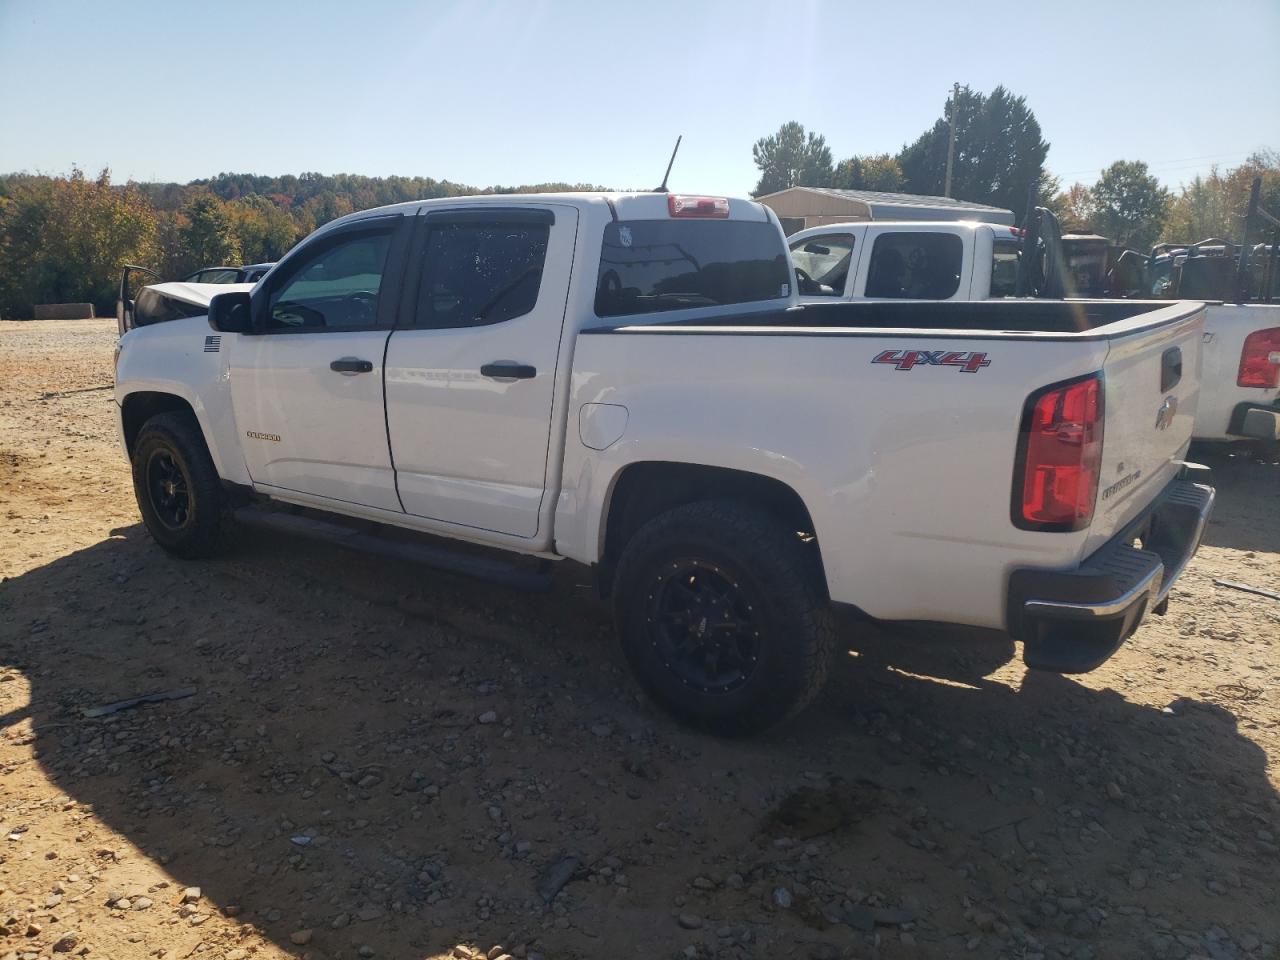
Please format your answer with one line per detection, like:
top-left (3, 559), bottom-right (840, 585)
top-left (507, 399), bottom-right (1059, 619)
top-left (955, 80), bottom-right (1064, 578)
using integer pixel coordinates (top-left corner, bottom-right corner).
top-left (144, 281), bottom-right (255, 307)
top-left (121, 281), bottom-right (256, 333)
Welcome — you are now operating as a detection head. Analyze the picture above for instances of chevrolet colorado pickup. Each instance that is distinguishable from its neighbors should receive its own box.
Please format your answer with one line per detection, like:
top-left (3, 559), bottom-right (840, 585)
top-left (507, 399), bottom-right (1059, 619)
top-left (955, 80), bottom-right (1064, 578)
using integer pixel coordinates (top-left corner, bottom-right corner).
top-left (114, 192), bottom-right (1214, 733)
top-left (788, 219), bottom-right (1280, 442)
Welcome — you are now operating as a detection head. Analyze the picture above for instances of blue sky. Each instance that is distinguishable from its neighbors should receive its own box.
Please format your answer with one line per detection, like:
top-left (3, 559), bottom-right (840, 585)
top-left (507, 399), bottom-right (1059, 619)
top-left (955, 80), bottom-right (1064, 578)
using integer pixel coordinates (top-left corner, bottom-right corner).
top-left (1, 0), bottom-right (1277, 197)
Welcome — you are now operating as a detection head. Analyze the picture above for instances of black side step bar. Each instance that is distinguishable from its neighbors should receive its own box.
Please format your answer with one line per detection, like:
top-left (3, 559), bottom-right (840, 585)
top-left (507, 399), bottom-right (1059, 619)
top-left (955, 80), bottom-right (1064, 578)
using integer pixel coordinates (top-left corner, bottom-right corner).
top-left (232, 506), bottom-right (554, 592)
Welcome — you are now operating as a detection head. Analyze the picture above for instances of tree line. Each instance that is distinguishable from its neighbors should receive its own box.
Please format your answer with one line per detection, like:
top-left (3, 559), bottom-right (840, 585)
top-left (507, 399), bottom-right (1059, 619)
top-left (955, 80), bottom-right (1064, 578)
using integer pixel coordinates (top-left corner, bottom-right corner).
top-left (751, 84), bottom-right (1279, 252)
top-left (0, 170), bottom-right (601, 319)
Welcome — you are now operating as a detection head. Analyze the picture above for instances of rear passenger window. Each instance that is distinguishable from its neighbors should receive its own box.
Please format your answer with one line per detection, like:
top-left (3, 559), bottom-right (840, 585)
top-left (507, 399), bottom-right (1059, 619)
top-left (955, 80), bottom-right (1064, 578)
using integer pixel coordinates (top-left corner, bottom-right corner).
top-left (864, 232), bottom-right (963, 299)
top-left (414, 220), bottom-right (549, 329)
top-left (990, 238), bottom-right (1020, 298)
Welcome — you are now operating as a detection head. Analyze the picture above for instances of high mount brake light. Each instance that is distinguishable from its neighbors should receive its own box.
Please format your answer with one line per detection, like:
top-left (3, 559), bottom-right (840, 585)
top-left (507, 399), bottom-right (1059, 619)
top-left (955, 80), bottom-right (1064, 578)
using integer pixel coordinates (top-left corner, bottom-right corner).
top-left (1237, 327), bottom-right (1280, 389)
top-left (668, 195), bottom-right (730, 219)
top-left (1013, 374), bottom-right (1104, 532)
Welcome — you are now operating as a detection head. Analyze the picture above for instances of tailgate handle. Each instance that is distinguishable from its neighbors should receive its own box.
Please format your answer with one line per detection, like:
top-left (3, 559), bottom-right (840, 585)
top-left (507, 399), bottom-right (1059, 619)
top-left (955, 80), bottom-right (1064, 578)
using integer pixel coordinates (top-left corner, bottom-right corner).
top-left (1161, 347), bottom-right (1182, 393)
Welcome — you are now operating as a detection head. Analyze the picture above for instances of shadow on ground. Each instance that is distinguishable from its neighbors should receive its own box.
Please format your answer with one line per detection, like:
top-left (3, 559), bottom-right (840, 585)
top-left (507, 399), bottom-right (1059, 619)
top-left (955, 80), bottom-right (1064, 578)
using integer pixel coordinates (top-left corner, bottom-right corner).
top-left (1193, 441), bottom-right (1280, 553)
top-left (1, 457), bottom-right (1277, 959)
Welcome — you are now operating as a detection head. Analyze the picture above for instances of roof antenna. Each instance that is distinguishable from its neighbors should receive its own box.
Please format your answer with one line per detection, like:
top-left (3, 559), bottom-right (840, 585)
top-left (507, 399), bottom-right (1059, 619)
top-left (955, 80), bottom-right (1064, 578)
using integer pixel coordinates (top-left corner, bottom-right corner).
top-left (655, 135), bottom-right (682, 193)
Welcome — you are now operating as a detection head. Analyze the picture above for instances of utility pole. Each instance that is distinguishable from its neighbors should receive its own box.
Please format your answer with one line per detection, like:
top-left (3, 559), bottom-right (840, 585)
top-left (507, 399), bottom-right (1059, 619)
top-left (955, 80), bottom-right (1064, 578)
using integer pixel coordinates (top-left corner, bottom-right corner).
top-left (944, 82), bottom-right (959, 198)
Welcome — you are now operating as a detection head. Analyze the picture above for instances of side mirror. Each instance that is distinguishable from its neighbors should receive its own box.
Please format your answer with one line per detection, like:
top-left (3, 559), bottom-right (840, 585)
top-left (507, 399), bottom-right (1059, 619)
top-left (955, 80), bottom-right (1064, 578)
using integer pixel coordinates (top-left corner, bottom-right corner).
top-left (208, 291), bottom-right (253, 333)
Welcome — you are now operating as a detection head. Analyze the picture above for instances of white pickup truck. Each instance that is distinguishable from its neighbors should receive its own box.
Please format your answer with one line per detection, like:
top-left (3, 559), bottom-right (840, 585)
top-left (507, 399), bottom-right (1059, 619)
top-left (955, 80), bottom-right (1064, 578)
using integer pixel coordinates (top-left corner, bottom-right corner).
top-left (788, 219), bottom-right (1280, 442)
top-left (114, 192), bottom-right (1214, 733)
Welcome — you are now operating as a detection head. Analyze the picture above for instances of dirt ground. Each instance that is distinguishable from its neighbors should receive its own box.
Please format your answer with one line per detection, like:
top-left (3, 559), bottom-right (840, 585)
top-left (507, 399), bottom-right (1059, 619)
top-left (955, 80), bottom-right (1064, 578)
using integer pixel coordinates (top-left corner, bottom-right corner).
top-left (1, 319), bottom-right (1277, 960)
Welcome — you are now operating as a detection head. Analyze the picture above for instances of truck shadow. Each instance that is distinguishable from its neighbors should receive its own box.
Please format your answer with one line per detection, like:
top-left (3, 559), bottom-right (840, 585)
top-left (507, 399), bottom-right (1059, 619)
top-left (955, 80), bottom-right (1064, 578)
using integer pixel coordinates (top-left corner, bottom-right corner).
top-left (1193, 440), bottom-right (1280, 553)
top-left (1, 524), bottom-right (1276, 959)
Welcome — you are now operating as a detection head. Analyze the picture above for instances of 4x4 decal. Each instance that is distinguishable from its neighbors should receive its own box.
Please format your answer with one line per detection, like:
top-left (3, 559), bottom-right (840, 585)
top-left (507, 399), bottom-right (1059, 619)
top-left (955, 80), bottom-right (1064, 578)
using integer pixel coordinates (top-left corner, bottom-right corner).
top-left (872, 349), bottom-right (991, 373)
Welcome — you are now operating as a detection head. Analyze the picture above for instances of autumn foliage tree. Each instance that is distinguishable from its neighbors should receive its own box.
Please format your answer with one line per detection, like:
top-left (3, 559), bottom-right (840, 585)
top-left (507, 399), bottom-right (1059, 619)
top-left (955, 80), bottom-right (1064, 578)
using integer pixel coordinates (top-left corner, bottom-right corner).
top-left (178, 193), bottom-right (241, 272)
top-left (1090, 161), bottom-right (1171, 250)
top-left (1050, 183), bottom-right (1096, 234)
top-left (0, 168), bottom-right (156, 317)
top-left (833, 154), bottom-right (904, 192)
top-left (1162, 151), bottom-right (1280, 242)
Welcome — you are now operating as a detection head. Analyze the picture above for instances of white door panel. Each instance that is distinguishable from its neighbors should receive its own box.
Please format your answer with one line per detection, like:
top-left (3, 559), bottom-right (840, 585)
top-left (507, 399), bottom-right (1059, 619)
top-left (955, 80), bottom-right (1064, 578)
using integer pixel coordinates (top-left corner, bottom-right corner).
top-left (228, 215), bottom-right (408, 512)
top-left (230, 331), bottom-right (398, 509)
top-left (385, 205), bottom-right (578, 538)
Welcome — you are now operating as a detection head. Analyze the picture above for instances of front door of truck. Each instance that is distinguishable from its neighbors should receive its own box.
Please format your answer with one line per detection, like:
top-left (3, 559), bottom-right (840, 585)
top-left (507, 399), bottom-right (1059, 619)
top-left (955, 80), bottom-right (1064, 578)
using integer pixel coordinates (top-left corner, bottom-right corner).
top-left (383, 205), bottom-right (577, 538)
top-left (228, 214), bottom-right (411, 512)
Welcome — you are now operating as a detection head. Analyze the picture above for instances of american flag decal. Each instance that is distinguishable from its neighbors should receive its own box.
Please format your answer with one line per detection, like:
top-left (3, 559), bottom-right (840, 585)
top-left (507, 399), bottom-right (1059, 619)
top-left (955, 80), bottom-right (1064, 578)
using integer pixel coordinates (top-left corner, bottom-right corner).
top-left (204, 335), bottom-right (221, 353)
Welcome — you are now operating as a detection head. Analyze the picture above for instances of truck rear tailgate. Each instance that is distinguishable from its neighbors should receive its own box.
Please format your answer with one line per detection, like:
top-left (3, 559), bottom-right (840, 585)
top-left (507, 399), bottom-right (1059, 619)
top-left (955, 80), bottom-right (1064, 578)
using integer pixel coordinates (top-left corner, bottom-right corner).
top-left (1083, 303), bottom-right (1205, 556)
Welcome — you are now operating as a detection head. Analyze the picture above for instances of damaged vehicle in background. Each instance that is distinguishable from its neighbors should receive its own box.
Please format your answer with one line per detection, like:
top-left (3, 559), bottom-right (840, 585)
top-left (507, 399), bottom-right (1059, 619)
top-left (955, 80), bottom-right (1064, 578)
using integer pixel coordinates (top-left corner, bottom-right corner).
top-left (116, 264), bottom-right (263, 335)
top-left (182, 263), bottom-right (275, 285)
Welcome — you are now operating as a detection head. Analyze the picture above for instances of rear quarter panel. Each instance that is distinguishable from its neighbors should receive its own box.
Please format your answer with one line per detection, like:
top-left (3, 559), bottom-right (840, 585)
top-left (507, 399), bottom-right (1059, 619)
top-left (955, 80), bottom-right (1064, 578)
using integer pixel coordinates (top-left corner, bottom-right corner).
top-left (557, 328), bottom-right (1110, 630)
top-left (1194, 303), bottom-right (1280, 440)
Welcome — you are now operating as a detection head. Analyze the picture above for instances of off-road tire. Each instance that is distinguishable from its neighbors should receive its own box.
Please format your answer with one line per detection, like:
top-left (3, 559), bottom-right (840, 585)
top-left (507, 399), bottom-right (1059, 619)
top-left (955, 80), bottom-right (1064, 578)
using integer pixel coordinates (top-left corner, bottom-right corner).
top-left (612, 500), bottom-right (835, 735)
top-left (131, 411), bottom-right (227, 558)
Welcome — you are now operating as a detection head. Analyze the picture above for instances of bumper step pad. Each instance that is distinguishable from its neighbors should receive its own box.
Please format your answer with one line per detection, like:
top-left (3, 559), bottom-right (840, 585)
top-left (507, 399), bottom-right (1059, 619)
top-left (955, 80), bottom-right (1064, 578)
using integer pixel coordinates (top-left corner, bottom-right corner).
top-left (1008, 479), bottom-right (1214, 673)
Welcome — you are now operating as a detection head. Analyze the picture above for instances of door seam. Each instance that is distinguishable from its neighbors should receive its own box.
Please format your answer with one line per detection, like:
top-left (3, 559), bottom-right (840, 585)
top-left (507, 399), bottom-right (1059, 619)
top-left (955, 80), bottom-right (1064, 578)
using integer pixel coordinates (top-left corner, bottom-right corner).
top-left (382, 328), bottom-right (406, 512)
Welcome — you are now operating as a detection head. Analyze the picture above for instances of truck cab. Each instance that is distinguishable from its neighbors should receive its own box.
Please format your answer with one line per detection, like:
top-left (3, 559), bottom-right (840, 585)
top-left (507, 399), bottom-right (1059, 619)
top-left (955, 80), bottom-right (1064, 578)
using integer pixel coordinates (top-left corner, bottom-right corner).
top-left (788, 220), bottom-right (1022, 302)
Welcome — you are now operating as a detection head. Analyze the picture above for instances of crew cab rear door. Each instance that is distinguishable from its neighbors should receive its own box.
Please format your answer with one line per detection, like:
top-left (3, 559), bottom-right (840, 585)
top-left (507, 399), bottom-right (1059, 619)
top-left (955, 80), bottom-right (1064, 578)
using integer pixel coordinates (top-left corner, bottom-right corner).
top-left (382, 204), bottom-right (577, 539)
top-left (853, 225), bottom-right (975, 300)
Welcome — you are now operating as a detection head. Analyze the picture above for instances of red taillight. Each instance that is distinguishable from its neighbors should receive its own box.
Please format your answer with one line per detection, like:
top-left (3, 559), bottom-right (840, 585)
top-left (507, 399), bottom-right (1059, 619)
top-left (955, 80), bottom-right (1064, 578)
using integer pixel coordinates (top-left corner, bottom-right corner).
top-left (668, 195), bottom-right (730, 219)
top-left (1014, 374), bottom-right (1104, 531)
top-left (1237, 327), bottom-right (1280, 389)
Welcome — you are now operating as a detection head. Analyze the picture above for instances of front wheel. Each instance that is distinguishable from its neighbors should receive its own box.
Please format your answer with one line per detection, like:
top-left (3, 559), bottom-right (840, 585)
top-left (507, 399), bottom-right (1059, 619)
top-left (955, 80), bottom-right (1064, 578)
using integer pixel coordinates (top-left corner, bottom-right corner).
top-left (131, 411), bottom-right (227, 558)
top-left (612, 500), bottom-right (835, 735)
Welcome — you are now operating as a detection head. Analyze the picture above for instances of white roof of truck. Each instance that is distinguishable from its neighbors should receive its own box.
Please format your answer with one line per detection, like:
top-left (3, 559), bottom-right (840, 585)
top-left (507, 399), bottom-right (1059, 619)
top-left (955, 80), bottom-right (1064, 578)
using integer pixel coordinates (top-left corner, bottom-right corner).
top-left (756, 187), bottom-right (1016, 225)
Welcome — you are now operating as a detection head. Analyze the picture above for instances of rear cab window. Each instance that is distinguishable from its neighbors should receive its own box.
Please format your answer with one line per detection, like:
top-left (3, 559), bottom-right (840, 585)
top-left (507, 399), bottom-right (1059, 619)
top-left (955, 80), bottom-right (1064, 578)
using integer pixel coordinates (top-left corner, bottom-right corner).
top-left (990, 237), bottom-right (1020, 298)
top-left (864, 232), bottom-right (964, 299)
top-left (595, 219), bottom-right (791, 317)
top-left (789, 233), bottom-right (855, 296)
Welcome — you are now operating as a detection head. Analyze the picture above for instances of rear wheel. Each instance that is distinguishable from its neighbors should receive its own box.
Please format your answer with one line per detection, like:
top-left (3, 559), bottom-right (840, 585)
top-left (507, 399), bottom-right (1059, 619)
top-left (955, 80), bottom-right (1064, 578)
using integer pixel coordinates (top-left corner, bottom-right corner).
top-left (612, 500), bottom-right (834, 735)
top-left (131, 411), bottom-right (227, 558)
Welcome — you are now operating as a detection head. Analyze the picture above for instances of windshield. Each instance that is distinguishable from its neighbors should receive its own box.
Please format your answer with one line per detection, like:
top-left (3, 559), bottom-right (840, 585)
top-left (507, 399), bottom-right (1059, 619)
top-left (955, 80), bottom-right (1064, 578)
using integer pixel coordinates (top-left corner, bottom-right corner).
top-left (595, 219), bottom-right (791, 317)
top-left (789, 233), bottom-right (854, 296)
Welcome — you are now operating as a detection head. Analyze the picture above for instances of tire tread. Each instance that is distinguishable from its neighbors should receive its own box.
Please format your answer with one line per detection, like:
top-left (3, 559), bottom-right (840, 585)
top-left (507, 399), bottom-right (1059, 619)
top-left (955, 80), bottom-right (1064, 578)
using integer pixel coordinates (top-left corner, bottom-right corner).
top-left (613, 499), bottom-right (835, 734)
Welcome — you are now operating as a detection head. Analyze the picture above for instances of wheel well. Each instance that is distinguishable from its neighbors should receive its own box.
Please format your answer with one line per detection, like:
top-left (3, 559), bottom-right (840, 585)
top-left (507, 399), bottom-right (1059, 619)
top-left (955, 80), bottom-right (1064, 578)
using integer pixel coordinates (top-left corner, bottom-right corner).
top-left (600, 462), bottom-right (823, 596)
top-left (121, 392), bottom-right (198, 455)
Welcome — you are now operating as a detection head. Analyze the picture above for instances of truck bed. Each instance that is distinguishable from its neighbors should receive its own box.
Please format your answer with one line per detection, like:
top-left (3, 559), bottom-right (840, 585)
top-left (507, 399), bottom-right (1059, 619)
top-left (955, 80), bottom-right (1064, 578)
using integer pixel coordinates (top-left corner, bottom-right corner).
top-left (570, 296), bottom-right (1205, 629)
top-left (590, 299), bottom-right (1196, 337)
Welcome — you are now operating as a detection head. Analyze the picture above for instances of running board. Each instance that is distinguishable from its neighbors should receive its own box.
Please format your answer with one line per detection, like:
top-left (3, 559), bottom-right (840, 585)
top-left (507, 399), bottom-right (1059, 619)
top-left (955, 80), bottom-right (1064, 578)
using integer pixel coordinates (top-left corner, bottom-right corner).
top-left (232, 506), bottom-right (554, 592)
